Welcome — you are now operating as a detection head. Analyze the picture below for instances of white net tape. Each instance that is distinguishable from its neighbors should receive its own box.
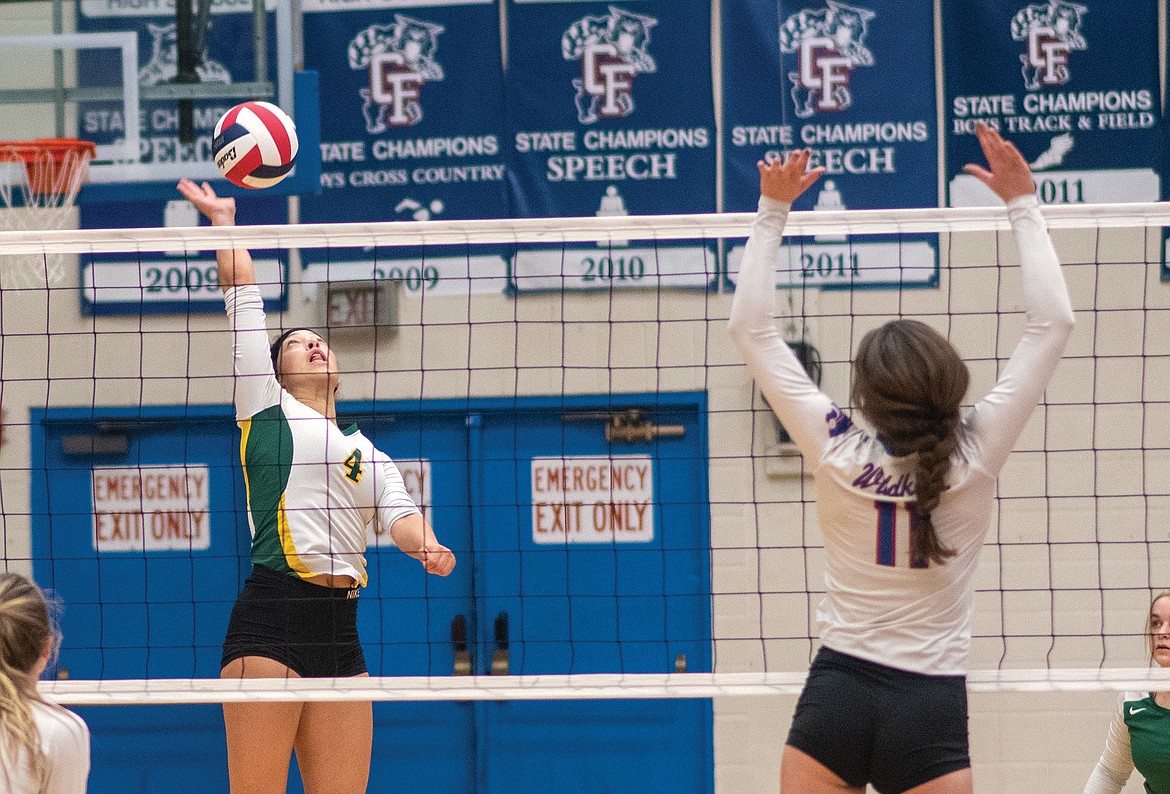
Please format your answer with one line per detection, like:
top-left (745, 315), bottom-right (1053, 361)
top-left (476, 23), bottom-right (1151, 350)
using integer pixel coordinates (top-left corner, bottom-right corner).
top-left (0, 201), bottom-right (1168, 255)
top-left (36, 668), bottom-right (1170, 706)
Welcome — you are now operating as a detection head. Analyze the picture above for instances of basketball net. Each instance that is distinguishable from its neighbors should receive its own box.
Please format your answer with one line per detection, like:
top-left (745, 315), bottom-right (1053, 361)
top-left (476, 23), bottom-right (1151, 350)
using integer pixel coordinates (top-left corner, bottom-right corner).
top-left (0, 140), bottom-right (95, 290)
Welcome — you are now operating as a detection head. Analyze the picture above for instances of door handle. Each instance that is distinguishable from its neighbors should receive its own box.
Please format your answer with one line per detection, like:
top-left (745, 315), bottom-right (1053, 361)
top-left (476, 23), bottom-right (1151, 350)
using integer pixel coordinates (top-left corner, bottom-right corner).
top-left (451, 614), bottom-right (472, 676)
top-left (491, 612), bottom-right (509, 675)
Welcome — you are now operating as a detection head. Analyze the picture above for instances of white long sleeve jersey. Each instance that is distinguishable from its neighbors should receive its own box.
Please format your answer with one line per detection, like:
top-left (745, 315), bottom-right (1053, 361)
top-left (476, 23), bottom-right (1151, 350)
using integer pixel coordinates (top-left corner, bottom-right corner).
top-left (728, 194), bottom-right (1074, 675)
top-left (225, 285), bottom-right (421, 586)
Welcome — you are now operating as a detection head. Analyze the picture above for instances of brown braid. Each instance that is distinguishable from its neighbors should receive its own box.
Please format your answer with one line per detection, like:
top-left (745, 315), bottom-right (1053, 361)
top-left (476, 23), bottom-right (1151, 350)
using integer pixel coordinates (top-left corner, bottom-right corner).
top-left (851, 320), bottom-right (970, 565)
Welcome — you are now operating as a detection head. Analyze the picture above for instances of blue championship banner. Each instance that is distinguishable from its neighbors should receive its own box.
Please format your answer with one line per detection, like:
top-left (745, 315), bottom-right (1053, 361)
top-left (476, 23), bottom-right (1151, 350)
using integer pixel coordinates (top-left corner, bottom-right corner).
top-left (505, 0), bottom-right (718, 292)
top-left (1162, 13), bottom-right (1170, 282)
top-left (299, 0), bottom-right (510, 297)
top-left (722, 0), bottom-right (939, 291)
top-left (77, 1), bottom-right (289, 315)
top-left (944, 0), bottom-right (1161, 207)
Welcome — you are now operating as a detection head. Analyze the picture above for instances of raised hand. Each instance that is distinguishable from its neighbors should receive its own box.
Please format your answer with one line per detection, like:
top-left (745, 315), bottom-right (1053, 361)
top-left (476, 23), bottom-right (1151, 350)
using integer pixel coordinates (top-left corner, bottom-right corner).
top-left (962, 122), bottom-right (1036, 203)
top-left (758, 149), bottom-right (825, 204)
top-left (177, 178), bottom-right (252, 289)
top-left (177, 178), bottom-right (236, 226)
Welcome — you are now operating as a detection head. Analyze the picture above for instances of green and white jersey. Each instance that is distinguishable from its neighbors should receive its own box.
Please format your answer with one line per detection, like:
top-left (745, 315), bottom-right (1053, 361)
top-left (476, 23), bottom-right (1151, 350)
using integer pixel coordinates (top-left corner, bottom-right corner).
top-left (1085, 692), bottom-right (1170, 794)
top-left (225, 285), bottom-right (420, 585)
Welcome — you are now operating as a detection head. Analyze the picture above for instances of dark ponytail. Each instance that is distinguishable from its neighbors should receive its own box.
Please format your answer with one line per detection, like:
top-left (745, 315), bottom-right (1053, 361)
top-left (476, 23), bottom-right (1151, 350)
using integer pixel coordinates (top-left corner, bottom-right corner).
top-left (852, 320), bottom-right (970, 565)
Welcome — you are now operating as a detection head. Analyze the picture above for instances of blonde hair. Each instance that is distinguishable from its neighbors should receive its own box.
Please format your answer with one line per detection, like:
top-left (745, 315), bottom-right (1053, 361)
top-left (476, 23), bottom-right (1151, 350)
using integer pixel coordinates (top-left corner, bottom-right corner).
top-left (0, 572), bottom-right (57, 790)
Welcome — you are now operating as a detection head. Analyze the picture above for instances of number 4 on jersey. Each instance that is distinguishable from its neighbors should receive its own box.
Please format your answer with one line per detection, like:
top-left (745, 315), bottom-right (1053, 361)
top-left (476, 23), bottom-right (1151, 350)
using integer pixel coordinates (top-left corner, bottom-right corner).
top-left (343, 449), bottom-right (364, 483)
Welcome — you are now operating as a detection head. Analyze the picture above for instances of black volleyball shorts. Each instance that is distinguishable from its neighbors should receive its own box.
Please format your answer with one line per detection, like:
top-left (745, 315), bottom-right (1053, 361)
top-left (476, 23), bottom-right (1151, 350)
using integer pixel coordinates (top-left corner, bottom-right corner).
top-left (786, 646), bottom-right (970, 794)
top-left (221, 564), bottom-right (366, 678)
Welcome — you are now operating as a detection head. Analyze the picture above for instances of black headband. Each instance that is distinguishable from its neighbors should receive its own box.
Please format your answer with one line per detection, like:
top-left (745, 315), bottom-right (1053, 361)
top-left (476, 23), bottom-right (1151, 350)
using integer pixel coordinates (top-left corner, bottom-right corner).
top-left (269, 328), bottom-right (316, 370)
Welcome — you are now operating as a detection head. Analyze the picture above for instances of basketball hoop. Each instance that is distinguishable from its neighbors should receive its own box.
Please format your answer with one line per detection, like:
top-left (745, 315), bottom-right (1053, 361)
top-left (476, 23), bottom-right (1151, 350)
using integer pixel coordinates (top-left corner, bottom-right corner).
top-left (0, 139), bottom-right (96, 289)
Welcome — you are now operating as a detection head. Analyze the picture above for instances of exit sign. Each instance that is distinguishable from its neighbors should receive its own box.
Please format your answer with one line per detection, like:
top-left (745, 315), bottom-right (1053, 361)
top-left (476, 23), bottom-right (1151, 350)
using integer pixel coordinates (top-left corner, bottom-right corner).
top-left (321, 279), bottom-right (399, 330)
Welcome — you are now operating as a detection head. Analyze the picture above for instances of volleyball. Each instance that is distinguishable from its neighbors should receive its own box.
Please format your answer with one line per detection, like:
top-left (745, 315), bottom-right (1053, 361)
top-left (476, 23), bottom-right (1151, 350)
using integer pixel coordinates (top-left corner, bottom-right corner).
top-left (212, 101), bottom-right (298, 189)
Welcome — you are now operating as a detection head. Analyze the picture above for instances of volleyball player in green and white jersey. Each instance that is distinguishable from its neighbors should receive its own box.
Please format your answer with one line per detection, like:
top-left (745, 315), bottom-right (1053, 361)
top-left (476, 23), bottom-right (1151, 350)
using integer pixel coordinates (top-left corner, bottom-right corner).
top-left (178, 178), bottom-right (456, 794)
top-left (1085, 591), bottom-right (1170, 793)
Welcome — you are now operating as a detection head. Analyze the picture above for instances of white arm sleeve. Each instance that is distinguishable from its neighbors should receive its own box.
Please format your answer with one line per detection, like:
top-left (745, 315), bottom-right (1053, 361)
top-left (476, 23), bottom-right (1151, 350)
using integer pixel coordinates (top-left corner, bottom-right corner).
top-left (373, 450), bottom-right (422, 543)
top-left (1083, 707), bottom-right (1133, 794)
top-left (224, 285), bottom-right (282, 421)
top-left (727, 196), bottom-right (839, 463)
top-left (967, 194), bottom-right (1075, 475)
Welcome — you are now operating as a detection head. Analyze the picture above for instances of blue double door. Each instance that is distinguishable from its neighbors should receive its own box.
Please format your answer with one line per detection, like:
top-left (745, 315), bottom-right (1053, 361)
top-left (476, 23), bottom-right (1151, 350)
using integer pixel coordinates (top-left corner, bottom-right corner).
top-left (32, 393), bottom-right (712, 793)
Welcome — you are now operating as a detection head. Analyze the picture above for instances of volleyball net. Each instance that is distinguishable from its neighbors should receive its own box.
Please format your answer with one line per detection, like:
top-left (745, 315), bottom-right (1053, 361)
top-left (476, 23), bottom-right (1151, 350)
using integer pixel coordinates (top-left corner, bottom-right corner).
top-left (1, 202), bottom-right (1169, 705)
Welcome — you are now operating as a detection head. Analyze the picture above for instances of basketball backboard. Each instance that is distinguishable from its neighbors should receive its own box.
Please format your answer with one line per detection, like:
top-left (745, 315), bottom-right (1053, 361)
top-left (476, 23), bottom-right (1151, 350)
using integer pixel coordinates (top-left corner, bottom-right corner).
top-left (0, 2), bottom-right (320, 204)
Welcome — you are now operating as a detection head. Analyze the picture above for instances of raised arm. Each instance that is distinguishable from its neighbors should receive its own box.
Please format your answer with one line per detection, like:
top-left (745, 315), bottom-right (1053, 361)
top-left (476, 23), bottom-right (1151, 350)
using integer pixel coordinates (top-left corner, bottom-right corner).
top-left (727, 151), bottom-right (839, 462)
top-left (177, 178), bottom-right (278, 420)
top-left (175, 178), bottom-right (255, 291)
top-left (961, 123), bottom-right (1075, 474)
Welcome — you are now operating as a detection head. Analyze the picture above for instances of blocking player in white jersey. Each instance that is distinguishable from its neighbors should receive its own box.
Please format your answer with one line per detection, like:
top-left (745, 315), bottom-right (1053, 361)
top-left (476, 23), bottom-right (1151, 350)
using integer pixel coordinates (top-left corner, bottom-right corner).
top-left (728, 122), bottom-right (1074, 793)
top-left (1084, 590), bottom-right (1170, 793)
top-left (178, 178), bottom-right (456, 794)
top-left (0, 572), bottom-right (90, 794)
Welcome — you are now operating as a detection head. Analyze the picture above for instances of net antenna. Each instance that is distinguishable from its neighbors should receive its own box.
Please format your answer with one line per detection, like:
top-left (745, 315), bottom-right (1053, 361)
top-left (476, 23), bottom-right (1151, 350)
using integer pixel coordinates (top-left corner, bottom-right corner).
top-left (0, 138), bottom-right (95, 289)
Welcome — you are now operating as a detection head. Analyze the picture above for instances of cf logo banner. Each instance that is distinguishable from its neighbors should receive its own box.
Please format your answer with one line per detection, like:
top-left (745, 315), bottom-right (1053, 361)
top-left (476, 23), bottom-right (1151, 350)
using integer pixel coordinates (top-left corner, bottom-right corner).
top-left (348, 15), bottom-right (446, 132)
top-left (780, 1), bottom-right (875, 119)
top-left (1011, 0), bottom-right (1088, 90)
top-left (562, 6), bottom-right (658, 125)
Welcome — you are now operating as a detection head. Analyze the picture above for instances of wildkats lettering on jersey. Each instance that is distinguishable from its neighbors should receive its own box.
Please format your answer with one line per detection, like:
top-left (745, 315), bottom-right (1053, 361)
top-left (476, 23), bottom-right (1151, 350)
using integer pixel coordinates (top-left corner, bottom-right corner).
top-left (853, 463), bottom-right (915, 498)
top-left (348, 15), bottom-right (446, 132)
top-left (562, 7), bottom-right (658, 125)
top-left (779, 1), bottom-right (876, 119)
top-left (1011, 0), bottom-right (1088, 91)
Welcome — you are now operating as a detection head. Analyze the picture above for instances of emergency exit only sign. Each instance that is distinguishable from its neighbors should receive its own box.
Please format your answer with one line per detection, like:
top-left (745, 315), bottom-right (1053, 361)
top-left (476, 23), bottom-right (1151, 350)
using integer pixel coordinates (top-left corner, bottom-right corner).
top-left (91, 465), bottom-right (211, 552)
top-left (530, 455), bottom-right (654, 544)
